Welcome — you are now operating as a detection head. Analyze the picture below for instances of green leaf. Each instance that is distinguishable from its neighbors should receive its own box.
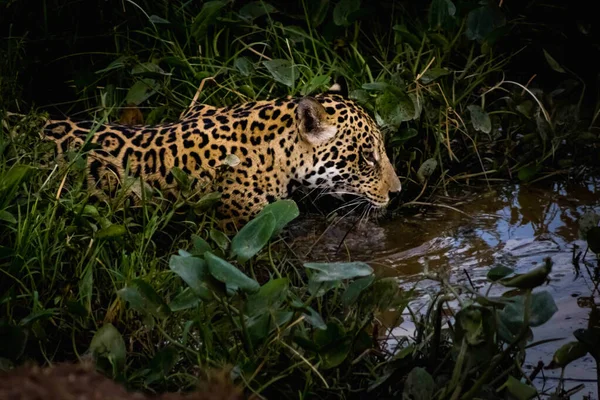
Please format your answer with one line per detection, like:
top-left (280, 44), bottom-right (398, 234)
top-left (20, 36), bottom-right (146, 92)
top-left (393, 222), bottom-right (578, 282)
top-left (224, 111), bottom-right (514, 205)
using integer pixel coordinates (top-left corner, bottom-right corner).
top-left (96, 224), bottom-right (127, 240)
top-left (304, 261), bottom-right (373, 282)
top-left (517, 164), bottom-right (540, 182)
top-left (417, 158), bottom-right (437, 183)
top-left (342, 275), bottom-right (375, 307)
top-left (500, 291), bottom-right (558, 329)
top-left (205, 251), bottom-right (260, 293)
top-left (231, 211), bottom-right (276, 263)
top-left (314, 321), bottom-right (345, 348)
top-left (361, 82), bottom-right (388, 92)
top-left (499, 258), bottom-right (552, 289)
top-left (0, 210), bottom-right (16, 224)
top-left (247, 312), bottom-right (271, 345)
top-left (263, 59), bottom-right (298, 87)
top-left (125, 79), bottom-right (158, 105)
top-left (169, 255), bottom-right (212, 300)
top-left (89, 324), bottom-right (126, 378)
top-left (577, 211), bottom-right (600, 240)
top-left (543, 49), bottom-right (566, 73)
top-left (586, 226), bottom-right (600, 254)
top-left (499, 376), bottom-right (537, 400)
top-left (302, 74), bottom-right (331, 96)
top-left (193, 192), bottom-right (222, 212)
top-left (0, 165), bottom-right (35, 193)
top-left (191, 1), bottom-right (227, 41)
top-left (169, 288), bottom-right (201, 312)
top-left (467, 104), bottom-right (492, 134)
top-left (234, 57), bottom-right (254, 77)
top-left (428, 0), bottom-right (456, 29)
top-left (170, 167), bottom-right (191, 190)
top-left (190, 235), bottom-right (212, 256)
top-left (308, 279), bottom-right (340, 297)
top-left (402, 367), bottom-right (435, 400)
top-left (239, 1), bottom-right (276, 21)
top-left (487, 265), bottom-right (514, 281)
top-left (246, 278), bottom-right (289, 316)
top-left (333, 0), bottom-right (360, 26)
top-left (420, 67), bottom-right (450, 84)
top-left (546, 341), bottom-right (588, 369)
top-left (376, 90), bottom-right (416, 128)
top-left (390, 128), bottom-right (419, 145)
top-left (256, 200), bottom-right (300, 235)
top-left (302, 306), bottom-right (327, 330)
top-left (131, 62), bottom-right (166, 77)
top-left (320, 338), bottom-right (351, 369)
top-left (118, 279), bottom-right (171, 319)
top-left (466, 4), bottom-right (506, 42)
top-left (209, 228), bottom-right (230, 251)
top-left (145, 346), bottom-right (179, 384)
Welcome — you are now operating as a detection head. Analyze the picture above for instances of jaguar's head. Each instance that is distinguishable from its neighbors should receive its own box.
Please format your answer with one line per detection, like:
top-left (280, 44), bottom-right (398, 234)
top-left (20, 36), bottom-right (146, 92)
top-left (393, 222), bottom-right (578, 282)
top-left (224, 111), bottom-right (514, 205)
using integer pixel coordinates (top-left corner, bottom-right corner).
top-left (294, 94), bottom-right (401, 208)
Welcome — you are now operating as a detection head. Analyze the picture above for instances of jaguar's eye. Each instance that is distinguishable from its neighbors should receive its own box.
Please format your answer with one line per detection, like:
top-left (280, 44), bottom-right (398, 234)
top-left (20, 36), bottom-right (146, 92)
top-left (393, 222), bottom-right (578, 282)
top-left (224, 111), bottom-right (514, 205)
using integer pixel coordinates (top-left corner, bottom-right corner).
top-left (363, 151), bottom-right (377, 167)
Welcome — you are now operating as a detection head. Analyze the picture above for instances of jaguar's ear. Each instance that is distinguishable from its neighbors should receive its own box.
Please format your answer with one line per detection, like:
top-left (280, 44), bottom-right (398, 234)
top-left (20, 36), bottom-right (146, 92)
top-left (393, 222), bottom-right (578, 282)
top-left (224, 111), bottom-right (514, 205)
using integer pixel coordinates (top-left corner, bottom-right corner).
top-left (327, 77), bottom-right (348, 97)
top-left (297, 97), bottom-right (337, 146)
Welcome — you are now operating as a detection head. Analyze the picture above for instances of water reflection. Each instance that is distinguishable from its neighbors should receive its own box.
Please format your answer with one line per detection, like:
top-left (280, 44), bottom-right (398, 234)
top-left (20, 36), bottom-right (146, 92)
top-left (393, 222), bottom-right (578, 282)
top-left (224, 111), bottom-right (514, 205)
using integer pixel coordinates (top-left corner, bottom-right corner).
top-left (289, 178), bottom-right (600, 398)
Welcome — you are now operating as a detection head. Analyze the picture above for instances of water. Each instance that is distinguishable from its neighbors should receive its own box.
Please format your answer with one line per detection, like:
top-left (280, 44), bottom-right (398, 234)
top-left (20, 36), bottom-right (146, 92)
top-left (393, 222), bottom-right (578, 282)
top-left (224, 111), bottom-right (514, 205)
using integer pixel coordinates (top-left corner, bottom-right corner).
top-left (289, 178), bottom-right (600, 398)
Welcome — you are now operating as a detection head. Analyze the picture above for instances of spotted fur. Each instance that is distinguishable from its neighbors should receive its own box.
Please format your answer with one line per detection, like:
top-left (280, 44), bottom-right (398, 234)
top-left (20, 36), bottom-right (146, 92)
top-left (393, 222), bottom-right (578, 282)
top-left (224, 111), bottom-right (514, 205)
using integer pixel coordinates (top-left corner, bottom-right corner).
top-left (43, 94), bottom-right (401, 227)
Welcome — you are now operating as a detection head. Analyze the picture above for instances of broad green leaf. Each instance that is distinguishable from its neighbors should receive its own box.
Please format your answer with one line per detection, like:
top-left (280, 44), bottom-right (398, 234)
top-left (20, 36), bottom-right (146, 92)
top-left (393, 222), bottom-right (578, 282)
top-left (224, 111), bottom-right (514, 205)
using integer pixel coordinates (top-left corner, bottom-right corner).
top-left (499, 376), bottom-right (537, 400)
top-left (586, 226), bottom-right (600, 254)
top-left (118, 279), bottom-right (171, 319)
top-left (239, 1), bottom-right (276, 21)
top-left (302, 74), bottom-right (331, 96)
top-left (308, 0), bottom-right (329, 27)
top-left (417, 158), bottom-right (437, 183)
top-left (169, 255), bottom-right (212, 300)
top-left (499, 290), bottom-right (558, 329)
top-left (487, 265), bottom-right (514, 281)
top-left (321, 338), bottom-right (351, 369)
top-left (256, 200), bottom-right (300, 235)
top-left (209, 228), bottom-right (230, 251)
top-left (205, 251), bottom-right (260, 293)
top-left (263, 59), bottom-right (298, 87)
top-left (302, 306), bottom-right (327, 330)
top-left (467, 104), bottom-right (492, 133)
top-left (333, 0), bottom-right (360, 26)
top-left (546, 341), bottom-right (588, 369)
top-left (125, 79), bottom-right (158, 105)
top-left (314, 321), bottom-right (345, 348)
top-left (428, 0), bottom-right (456, 29)
top-left (96, 224), bottom-right (126, 240)
top-left (191, 1), bottom-right (227, 41)
top-left (390, 128), bottom-right (419, 145)
top-left (0, 210), bottom-right (16, 224)
top-left (341, 275), bottom-right (375, 307)
top-left (402, 367), bottom-right (435, 400)
top-left (246, 278), bottom-right (289, 316)
top-left (543, 49), bottom-right (566, 73)
top-left (131, 62), bottom-right (166, 77)
top-left (191, 235), bottom-right (212, 256)
top-left (466, 4), bottom-right (506, 42)
top-left (517, 164), bottom-right (540, 182)
top-left (0, 165), bottom-right (35, 193)
top-left (419, 67), bottom-right (450, 84)
top-left (170, 167), bottom-right (191, 190)
top-left (193, 192), bottom-right (222, 212)
top-left (231, 211), bottom-right (276, 263)
top-left (169, 288), bottom-right (201, 312)
top-left (304, 261), bottom-right (373, 282)
top-left (361, 82), bottom-right (388, 92)
top-left (392, 25), bottom-right (421, 48)
top-left (89, 324), bottom-right (126, 377)
top-left (577, 211), bottom-right (600, 240)
top-left (234, 57), bottom-right (254, 77)
top-left (499, 258), bottom-right (552, 289)
top-left (349, 89), bottom-right (371, 104)
top-left (148, 15), bottom-right (170, 24)
top-left (308, 279), bottom-right (340, 297)
top-left (454, 307), bottom-right (496, 362)
top-left (247, 312), bottom-right (271, 345)
top-left (145, 346), bottom-right (179, 384)
top-left (376, 90), bottom-right (416, 128)
top-left (95, 56), bottom-right (129, 74)
top-left (360, 277), bottom-right (404, 311)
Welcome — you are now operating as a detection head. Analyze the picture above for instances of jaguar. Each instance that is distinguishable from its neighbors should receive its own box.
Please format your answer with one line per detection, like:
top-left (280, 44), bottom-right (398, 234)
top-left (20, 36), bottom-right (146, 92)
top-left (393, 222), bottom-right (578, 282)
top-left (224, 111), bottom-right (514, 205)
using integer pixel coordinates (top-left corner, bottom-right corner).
top-left (43, 93), bottom-right (402, 228)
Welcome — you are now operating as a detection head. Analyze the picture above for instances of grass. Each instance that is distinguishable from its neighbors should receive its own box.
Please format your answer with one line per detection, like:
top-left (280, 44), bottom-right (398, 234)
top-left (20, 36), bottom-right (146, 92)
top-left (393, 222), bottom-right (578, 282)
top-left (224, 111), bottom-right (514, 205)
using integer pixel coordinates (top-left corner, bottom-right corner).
top-left (2, 0), bottom-right (600, 398)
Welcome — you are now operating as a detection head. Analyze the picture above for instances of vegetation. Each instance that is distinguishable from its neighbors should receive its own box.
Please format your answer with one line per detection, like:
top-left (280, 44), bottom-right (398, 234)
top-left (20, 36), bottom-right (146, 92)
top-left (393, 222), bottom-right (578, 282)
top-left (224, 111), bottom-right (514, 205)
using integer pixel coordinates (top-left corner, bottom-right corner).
top-left (1, 0), bottom-right (600, 399)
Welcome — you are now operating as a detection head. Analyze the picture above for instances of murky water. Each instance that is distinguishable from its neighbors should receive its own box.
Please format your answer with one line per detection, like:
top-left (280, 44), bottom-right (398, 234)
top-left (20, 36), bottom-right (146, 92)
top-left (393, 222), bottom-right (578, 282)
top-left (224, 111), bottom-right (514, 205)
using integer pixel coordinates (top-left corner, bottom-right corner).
top-left (289, 178), bottom-right (600, 398)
